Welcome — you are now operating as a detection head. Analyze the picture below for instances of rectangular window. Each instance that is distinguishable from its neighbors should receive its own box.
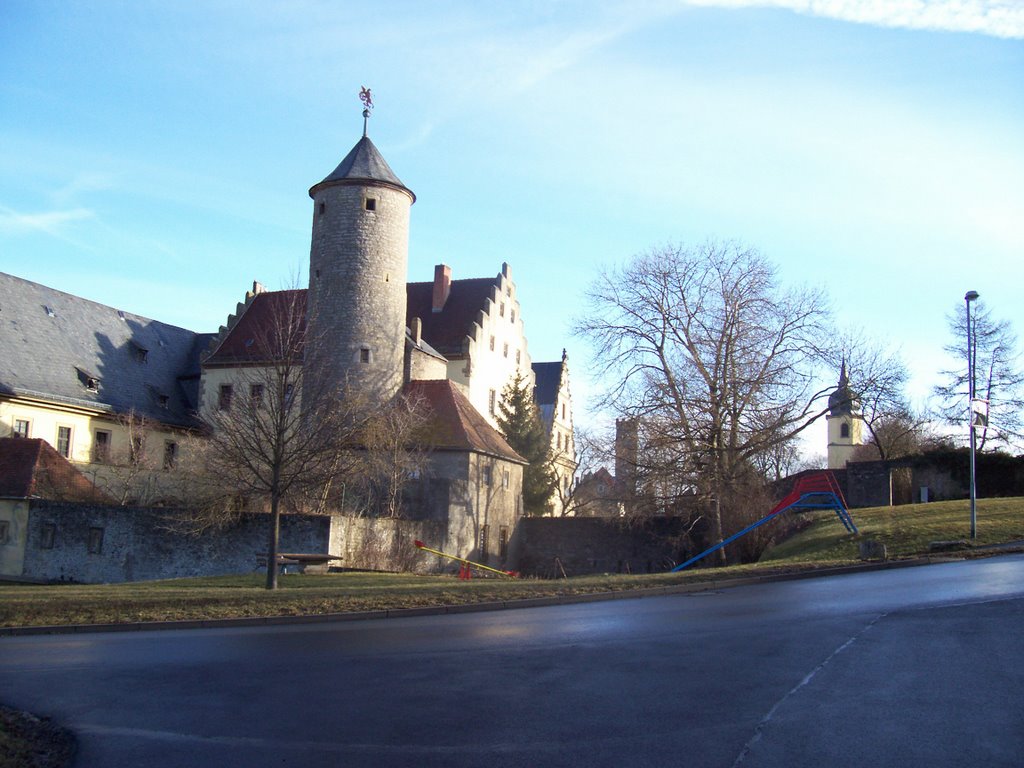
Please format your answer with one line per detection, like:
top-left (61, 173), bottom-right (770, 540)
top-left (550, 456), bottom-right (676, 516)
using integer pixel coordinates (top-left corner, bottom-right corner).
top-left (39, 523), bottom-right (55, 550)
top-left (250, 383), bottom-right (264, 405)
top-left (499, 302), bottom-right (505, 317)
top-left (13, 419), bottom-right (30, 438)
top-left (479, 524), bottom-right (489, 557)
top-left (482, 464), bottom-right (492, 486)
top-left (510, 309), bottom-right (516, 323)
top-left (503, 469), bottom-right (510, 489)
top-left (360, 347), bottom-right (371, 364)
top-left (163, 441), bottom-right (177, 470)
top-left (489, 336), bottom-right (495, 351)
top-left (562, 403), bottom-right (566, 420)
top-left (488, 389), bottom-right (496, 415)
top-left (0, 520), bottom-right (9, 545)
top-left (503, 342), bottom-right (509, 358)
top-left (556, 432), bottom-right (562, 450)
top-left (219, 384), bottom-right (233, 410)
top-left (364, 197), bottom-right (377, 211)
top-left (56, 426), bottom-right (72, 458)
top-left (93, 430), bottom-right (111, 463)
top-left (515, 350), bottom-right (521, 365)
top-left (129, 435), bottom-right (144, 464)
top-left (87, 527), bottom-right (104, 555)
top-left (499, 526), bottom-right (509, 559)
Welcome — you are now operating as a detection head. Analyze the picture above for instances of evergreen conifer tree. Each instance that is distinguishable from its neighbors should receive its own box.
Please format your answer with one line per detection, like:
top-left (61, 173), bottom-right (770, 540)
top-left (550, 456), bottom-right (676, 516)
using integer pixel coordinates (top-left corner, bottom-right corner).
top-left (496, 371), bottom-right (558, 515)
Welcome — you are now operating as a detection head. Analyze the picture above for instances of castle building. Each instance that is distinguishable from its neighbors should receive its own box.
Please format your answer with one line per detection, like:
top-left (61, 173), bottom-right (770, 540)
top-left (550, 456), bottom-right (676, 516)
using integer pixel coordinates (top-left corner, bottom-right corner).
top-left (0, 119), bottom-right (577, 578)
top-left (826, 362), bottom-right (864, 469)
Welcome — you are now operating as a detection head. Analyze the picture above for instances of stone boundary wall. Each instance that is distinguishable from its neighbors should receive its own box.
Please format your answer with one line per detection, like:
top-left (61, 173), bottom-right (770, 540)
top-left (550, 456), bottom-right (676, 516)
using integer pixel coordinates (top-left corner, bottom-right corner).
top-left (21, 501), bottom-right (332, 584)
top-left (331, 516), bottom-right (448, 574)
top-left (515, 517), bottom-right (695, 577)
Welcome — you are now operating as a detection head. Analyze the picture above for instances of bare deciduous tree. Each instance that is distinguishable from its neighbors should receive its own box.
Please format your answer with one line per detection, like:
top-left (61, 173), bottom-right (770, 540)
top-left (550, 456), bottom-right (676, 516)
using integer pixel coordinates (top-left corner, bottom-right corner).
top-left (576, 241), bottom-right (832, 564)
top-left (934, 300), bottom-right (1024, 451)
top-left (829, 332), bottom-right (926, 461)
top-left (348, 390), bottom-right (433, 519)
top-left (201, 291), bottom-right (372, 589)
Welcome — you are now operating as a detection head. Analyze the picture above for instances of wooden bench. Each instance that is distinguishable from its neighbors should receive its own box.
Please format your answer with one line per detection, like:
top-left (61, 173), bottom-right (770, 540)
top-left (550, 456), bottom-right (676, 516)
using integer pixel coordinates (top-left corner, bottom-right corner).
top-left (255, 553), bottom-right (342, 574)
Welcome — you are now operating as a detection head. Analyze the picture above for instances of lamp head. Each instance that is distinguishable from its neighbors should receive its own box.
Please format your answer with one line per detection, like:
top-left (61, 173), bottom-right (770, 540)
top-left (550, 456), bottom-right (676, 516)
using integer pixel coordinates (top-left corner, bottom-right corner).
top-left (965, 290), bottom-right (980, 302)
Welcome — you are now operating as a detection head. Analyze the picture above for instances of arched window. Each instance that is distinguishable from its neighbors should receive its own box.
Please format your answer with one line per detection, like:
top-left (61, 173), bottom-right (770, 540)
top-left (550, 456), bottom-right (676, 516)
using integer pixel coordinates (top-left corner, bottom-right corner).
top-left (840, 422), bottom-right (850, 439)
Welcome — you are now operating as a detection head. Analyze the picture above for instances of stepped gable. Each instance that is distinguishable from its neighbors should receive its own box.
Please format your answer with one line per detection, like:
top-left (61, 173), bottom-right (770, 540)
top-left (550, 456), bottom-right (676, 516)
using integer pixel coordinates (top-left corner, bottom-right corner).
top-left (0, 438), bottom-right (114, 503)
top-left (405, 277), bottom-right (496, 356)
top-left (404, 380), bottom-right (526, 464)
top-left (0, 272), bottom-right (203, 428)
top-left (203, 289), bottom-right (307, 366)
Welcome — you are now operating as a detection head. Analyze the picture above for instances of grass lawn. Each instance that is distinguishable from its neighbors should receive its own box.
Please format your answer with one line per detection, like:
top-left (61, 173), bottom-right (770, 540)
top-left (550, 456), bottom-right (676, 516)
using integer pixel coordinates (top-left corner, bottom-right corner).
top-left (762, 496), bottom-right (1024, 564)
top-left (1, 497), bottom-right (1021, 629)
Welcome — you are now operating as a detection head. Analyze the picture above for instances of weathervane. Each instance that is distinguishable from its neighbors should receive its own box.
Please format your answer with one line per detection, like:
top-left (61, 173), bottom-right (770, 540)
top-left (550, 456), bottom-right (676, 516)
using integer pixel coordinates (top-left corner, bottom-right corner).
top-left (359, 86), bottom-right (373, 136)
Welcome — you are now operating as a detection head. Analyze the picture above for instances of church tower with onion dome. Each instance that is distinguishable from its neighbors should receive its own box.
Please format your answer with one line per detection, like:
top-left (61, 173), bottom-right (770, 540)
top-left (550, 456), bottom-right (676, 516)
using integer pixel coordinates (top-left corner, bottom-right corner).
top-left (826, 362), bottom-right (864, 468)
top-left (305, 89), bottom-right (416, 402)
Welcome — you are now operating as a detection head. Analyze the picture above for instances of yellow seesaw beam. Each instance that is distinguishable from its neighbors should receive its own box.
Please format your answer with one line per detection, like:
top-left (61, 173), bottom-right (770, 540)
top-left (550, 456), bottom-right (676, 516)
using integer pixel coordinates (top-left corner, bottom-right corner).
top-left (413, 540), bottom-right (518, 578)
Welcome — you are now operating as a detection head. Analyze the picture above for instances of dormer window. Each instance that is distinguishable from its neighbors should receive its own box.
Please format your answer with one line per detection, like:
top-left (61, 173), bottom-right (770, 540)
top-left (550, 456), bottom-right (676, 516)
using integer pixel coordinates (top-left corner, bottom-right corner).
top-left (132, 342), bottom-right (149, 363)
top-left (44, 305), bottom-right (56, 318)
top-left (76, 366), bottom-right (100, 392)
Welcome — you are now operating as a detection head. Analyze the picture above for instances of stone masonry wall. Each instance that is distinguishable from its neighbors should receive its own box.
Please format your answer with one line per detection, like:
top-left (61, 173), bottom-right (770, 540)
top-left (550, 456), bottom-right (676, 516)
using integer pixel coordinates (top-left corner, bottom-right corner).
top-left (21, 501), bottom-right (332, 583)
top-left (515, 517), bottom-right (695, 577)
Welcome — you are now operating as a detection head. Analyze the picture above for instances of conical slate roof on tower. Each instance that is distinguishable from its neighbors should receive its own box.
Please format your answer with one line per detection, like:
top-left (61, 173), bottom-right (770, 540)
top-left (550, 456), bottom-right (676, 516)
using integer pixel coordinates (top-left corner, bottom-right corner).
top-left (310, 135), bottom-right (415, 201)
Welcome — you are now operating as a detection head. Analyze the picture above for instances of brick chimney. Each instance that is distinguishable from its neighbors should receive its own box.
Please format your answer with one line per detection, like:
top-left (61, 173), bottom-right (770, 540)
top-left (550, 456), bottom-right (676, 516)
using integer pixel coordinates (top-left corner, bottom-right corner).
top-left (432, 264), bottom-right (451, 313)
top-left (410, 316), bottom-right (422, 346)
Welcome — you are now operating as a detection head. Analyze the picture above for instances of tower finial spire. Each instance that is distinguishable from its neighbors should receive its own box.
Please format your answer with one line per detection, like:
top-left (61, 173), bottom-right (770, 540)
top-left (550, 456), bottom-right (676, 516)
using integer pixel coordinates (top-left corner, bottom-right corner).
top-left (359, 86), bottom-right (374, 137)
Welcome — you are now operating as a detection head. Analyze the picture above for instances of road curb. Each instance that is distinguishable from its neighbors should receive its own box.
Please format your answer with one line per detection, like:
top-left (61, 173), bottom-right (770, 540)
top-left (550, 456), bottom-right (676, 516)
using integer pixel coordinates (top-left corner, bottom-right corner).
top-left (3, 550), bottom-right (1021, 638)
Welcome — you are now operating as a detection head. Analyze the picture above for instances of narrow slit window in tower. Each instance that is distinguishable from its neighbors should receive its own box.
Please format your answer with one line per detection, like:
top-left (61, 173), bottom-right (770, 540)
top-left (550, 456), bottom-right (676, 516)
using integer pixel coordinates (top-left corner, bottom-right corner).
top-left (364, 197), bottom-right (376, 211)
top-left (360, 347), bottom-right (371, 364)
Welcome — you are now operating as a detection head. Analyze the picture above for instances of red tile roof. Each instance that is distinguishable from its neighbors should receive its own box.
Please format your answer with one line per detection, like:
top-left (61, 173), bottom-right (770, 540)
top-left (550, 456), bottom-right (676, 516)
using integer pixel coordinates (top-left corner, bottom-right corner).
top-left (406, 278), bottom-right (496, 356)
top-left (207, 276), bottom-right (499, 366)
top-left (204, 290), bottom-right (307, 365)
top-left (0, 438), bottom-right (115, 503)
top-left (404, 380), bottom-right (526, 464)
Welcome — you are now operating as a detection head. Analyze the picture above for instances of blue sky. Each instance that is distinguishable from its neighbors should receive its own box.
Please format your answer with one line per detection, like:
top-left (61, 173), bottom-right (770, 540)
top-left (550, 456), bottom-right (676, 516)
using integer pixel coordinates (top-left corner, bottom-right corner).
top-left (2, 1), bottom-right (1022, 454)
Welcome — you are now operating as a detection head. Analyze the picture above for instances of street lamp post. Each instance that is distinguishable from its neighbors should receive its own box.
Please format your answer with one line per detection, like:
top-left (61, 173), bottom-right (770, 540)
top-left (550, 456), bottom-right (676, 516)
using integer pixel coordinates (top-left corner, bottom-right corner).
top-left (965, 290), bottom-right (980, 539)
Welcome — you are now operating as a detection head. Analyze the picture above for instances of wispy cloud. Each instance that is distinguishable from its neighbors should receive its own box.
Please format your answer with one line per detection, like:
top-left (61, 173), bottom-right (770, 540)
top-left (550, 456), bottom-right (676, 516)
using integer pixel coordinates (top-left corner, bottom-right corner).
top-left (52, 173), bottom-right (118, 206)
top-left (0, 205), bottom-right (95, 234)
top-left (683, 0), bottom-right (1024, 38)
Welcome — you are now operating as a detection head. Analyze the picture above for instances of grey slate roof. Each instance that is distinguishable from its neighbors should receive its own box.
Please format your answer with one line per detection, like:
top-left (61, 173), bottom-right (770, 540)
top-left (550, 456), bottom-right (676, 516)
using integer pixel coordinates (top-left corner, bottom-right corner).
top-left (532, 361), bottom-right (563, 429)
top-left (310, 135), bottom-right (415, 201)
top-left (0, 273), bottom-right (210, 428)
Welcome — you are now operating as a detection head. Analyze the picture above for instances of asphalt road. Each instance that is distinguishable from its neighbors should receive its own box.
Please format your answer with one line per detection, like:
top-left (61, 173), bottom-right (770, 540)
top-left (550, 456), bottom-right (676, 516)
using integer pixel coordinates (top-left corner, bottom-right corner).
top-left (3, 555), bottom-right (1023, 768)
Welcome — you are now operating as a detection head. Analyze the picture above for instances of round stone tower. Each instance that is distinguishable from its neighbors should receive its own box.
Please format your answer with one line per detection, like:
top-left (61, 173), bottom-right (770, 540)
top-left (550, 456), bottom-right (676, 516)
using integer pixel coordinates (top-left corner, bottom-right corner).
top-left (305, 131), bottom-right (415, 403)
top-left (826, 361), bottom-right (864, 468)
